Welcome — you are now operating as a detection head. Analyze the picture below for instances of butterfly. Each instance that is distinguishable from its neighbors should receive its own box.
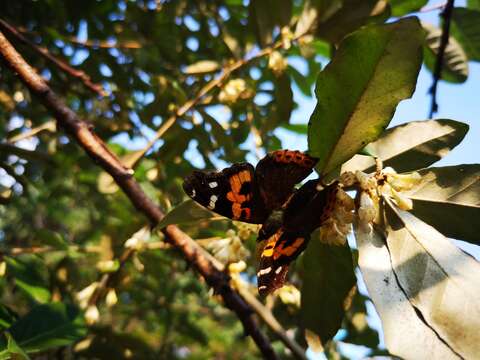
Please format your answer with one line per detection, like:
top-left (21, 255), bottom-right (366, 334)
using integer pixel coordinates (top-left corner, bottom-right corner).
top-left (183, 150), bottom-right (338, 296)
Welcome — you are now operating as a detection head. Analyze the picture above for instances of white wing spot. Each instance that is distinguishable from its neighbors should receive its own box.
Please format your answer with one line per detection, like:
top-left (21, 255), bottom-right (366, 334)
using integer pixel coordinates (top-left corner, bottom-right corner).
top-left (209, 181), bottom-right (218, 188)
top-left (275, 266), bottom-right (283, 274)
top-left (258, 285), bottom-right (267, 291)
top-left (190, 189), bottom-right (196, 198)
top-left (258, 267), bottom-right (272, 276)
top-left (208, 195), bottom-right (218, 209)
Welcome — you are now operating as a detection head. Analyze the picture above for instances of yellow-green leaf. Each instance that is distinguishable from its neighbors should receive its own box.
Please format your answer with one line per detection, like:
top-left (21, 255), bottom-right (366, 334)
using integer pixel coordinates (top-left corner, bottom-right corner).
top-left (308, 18), bottom-right (423, 176)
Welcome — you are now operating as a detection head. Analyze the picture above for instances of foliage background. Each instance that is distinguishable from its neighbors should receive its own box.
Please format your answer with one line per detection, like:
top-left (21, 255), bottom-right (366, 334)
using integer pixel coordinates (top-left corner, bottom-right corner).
top-left (0, 0), bottom-right (478, 359)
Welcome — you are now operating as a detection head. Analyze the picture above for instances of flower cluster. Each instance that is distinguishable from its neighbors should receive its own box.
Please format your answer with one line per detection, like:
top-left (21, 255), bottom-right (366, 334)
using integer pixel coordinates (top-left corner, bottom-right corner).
top-left (206, 229), bottom-right (251, 265)
top-left (218, 78), bottom-right (254, 104)
top-left (319, 187), bottom-right (355, 245)
top-left (355, 168), bottom-right (421, 232)
top-left (268, 51), bottom-right (288, 76)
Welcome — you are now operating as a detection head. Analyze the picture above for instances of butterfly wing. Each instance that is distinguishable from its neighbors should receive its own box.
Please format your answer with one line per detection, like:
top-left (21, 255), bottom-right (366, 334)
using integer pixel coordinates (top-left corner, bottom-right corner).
top-left (256, 180), bottom-right (339, 296)
top-left (255, 150), bottom-right (318, 211)
top-left (282, 180), bottom-right (339, 232)
top-left (183, 163), bottom-right (268, 224)
top-left (257, 229), bottom-right (310, 296)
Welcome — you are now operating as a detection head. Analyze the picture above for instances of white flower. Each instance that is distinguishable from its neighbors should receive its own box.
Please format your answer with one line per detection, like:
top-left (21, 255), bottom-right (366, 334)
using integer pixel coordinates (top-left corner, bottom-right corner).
top-left (277, 285), bottom-right (301, 308)
top-left (268, 51), bottom-right (288, 76)
top-left (207, 232), bottom-right (250, 264)
top-left (319, 188), bottom-right (354, 245)
top-left (106, 289), bottom-right (118, 307)
top-left (85, 305), bottom-right (100, 325)
top-left (218, 79), bottom-right (253, 104)
top-left (76, 282), bottom-right (99, 309)
top-left (124, 226), bottom-right (150, 250)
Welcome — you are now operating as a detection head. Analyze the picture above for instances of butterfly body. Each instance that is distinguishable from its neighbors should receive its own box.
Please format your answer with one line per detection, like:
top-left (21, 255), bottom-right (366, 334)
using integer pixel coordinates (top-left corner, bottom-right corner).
top-left (183, 150), bottom-right (338, 296)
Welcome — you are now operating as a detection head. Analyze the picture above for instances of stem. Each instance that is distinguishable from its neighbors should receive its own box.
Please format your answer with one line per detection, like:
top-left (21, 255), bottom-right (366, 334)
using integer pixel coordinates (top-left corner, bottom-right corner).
top-left (428, 0), bottom-right (455, 118)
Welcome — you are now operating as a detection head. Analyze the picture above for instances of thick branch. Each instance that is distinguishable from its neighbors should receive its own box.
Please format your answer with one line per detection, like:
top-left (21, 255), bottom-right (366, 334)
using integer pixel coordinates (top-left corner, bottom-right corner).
top-left (0, 30), bottom-right (278, 360)
top-left (429, 0), bottom-right (455, 118)
top-left (0, 18), bottom-right (105, 96)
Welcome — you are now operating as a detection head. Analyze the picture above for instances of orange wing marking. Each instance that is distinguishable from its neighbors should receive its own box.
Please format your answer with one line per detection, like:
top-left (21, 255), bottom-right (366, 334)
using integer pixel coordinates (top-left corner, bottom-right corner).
top-left (273, 237), bottom-right (305, 260)
top-left (261, 231), bottom-right (283, 258)
top-left (226, 170), bottom-right (252, 219)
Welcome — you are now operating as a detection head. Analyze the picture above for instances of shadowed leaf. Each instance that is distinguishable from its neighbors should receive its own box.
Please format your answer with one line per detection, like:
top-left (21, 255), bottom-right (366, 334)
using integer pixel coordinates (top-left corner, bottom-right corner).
top-left (249, 0), bottom-right (292, 45)
top-left (0, 303), bottom-right (86, 356)
top-left (157, 200), bottom-right (226, 229)
top-left (5, 256), bottom-right (51, 304)
top-left (0, 332), bottom-right (30, 360)
top-left (308, 18), bottom-right (423, 175)
top-left (342, 119), bottom-right (468, 174)
top-left (354, 221), bottom-right (460, 359)
top-left (300, 233), bottom-right (356, 345)
top-left (423, 22), bottom-right (469, 83)
top-left (315, 0), bottom-right (390, 44)
top-left (0, 305), bottom-right (17, 331)
top-left (390, 0), bottom-right (427, 16)
top-left (405, 164), bottom-right (480, 244)
top-left (451, 7), bottom-right (480, 61)
top-left (383, 199), bottom-right (480, 358)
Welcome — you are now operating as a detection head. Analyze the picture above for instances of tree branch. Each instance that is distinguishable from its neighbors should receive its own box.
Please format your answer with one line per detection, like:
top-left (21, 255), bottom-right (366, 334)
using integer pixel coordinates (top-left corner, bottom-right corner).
top-left (0, 18), bottom-right (106, 97)
top-left (0, 30), bottom-right (278, 360)
top-left (428, 0), bottom-right (455, 118)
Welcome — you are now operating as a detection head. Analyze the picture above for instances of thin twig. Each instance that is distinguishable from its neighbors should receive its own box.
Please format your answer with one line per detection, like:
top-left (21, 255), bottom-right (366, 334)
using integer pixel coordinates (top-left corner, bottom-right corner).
top-left (428, 0), bottom-right (455, 118)
top-left (67, 38), bottom-right (142, 49)
top-left (0, 18), bottom-right (106, 96)
top-left (7, 120), bottom-right (56, 143)
top-left (237, 285), bottom-right (307, 360)
top-left (0, 30), bottom-right (278, 360)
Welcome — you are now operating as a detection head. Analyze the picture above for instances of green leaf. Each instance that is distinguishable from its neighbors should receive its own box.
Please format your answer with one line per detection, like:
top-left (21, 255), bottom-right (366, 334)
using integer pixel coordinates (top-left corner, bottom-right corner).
top-left (249, 0), bottom-right (292, 45)
top-left (468, 0), bottom-right (480, 10)
top-left (405, 165), bottom-right (480, 244)
top-left (423, 22), bottom-right (469, 83)
top-left (341, 119), bottom-right (469, 174)
top-left (0, 332), bottom-right (30, 360)
top-left (390, 0), bottom-right (427, 16)
top-left (36, 229), bottom-right (68, 250)
top-left (354, 220), bottom-right (460, 359)
top-left (0, 304), bottom-right (17, 330)
top-left (300, 234), bottom-right (356, 345)
top-left (315, 0), bottom-right (390, 44)
top-left (287, 65), bottom-right (312, 97)
top-left (259, 73), bottom-right (294, 133)
top-left (273, 73), bottom-right (294, 127)
top-left (451, 7), bottom-right (480, 61)
top-left (281, 123), bottom-right (308, 135)
top-left (5, 303), bottom-right (86, 355)
top-left (308, 18), bottom-right (424, 176)
top-left (201, 111), bottom-right (235, 157)
top-left (157, 200), bottom-right (226, 229)
top-left (5, 256), bottom-right (51, 304)
top-left (294, 0), bottom-right (342, 37)
top-left (383, 199), bottom-right (480, 358)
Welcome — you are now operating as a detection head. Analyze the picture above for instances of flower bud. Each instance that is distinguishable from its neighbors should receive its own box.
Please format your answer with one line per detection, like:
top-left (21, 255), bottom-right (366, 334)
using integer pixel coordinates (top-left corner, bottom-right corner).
top-left (85, 305), bottom-right (100, 325)
top-left (106, 289), bottom-right (118, 307)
